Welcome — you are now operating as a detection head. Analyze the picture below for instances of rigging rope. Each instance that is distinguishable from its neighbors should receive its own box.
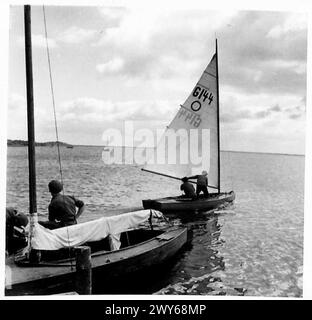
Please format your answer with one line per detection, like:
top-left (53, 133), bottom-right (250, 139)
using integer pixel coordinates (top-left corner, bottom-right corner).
top-left (42, 6), bottom-right (64, 188)
top-left (42, 6), bottom-right (74, 270)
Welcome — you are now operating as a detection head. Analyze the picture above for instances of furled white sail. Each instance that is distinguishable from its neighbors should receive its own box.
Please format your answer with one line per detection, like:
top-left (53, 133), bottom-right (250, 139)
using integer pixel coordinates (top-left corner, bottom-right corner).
top-left (144, 52), bottom-right (219, 190)
top-left (29, 210), bottom-right (163, 251)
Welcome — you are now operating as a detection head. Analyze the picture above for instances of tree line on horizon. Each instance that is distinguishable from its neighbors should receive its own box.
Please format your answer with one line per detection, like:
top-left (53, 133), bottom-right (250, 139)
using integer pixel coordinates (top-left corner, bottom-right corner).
top-left (7, 139), bottom-right (73, 147)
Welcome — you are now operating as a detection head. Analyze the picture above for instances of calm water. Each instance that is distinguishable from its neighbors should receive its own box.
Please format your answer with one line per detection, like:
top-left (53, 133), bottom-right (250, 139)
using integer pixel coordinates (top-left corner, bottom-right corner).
top-left (6, 146), bottom-right (304, 297)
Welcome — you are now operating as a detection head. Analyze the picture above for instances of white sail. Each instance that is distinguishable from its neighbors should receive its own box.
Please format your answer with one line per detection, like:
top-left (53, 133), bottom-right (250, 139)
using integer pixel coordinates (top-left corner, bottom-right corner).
top-left (30, 210), bottom-right (164, 251)
top-left (144, 51), bottom-right (220, 190)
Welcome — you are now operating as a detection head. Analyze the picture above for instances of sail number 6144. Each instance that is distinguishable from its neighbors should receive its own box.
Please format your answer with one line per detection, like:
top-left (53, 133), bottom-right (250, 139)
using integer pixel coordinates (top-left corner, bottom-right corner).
top-left (192, 86), bottom-right (213, 105)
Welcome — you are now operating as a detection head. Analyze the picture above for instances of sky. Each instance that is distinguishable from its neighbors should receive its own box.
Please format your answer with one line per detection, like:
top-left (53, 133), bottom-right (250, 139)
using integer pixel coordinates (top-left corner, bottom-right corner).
top-left (1, 0), bottom-right (312, 299)
top-left (6, 4), bottom-right (308, 154)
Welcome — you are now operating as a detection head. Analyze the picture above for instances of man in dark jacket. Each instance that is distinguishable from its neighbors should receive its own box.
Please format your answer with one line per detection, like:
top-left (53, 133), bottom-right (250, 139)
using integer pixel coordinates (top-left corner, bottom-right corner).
top-left (180, 177), bottom-right (196, 200)
top-left (186, 170), bottom-right (209, 198)
top-left (39, 180), bottom-right (85, 230)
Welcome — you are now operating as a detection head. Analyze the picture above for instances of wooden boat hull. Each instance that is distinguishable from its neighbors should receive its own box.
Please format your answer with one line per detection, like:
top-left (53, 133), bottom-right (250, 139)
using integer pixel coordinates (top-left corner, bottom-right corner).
top-left (5, 226), bottom-right (187, 295)
top-left (142, 191), bottom-right (235, 212)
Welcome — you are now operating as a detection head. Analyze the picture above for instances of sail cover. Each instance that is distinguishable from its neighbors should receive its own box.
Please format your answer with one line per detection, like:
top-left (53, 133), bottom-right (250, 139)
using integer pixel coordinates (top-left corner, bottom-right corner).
top-left (30, 210), bottom-right (163, 251)
top-left (144, 52), bottom-right (219, 189)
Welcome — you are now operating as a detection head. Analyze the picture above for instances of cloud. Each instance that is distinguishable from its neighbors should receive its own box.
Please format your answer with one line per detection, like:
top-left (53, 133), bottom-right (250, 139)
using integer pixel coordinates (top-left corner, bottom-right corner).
top-left (27, 97), bottom-right (178, 145)
top-left (289, 113), bottom-right (302, 119)
top-left (220, 90), bottom-right (305, 125)
top-left (7, 93), bottom-right (27, 140)
top-left (17, 27), bottom-right (99, 49)
top-left (221, 110), bottom-right (252, 122)
top-left (217, 11), bottom-right (307, 95)
top-left (266, 13), bottom-right (307, 38)
top-left (58, 97), bottom-right (177, 124)
top-left (269, 104), bottom-right (281, 112)
top-left (94, 9), bottom-right (238, 79)
top-left (17, 34), bottom-right (57, 49)
top-left (59, 98), bottom-right (114, 120)
top-left (33, 34), bottom-right (57, 48)
top-left (285, 104), bottom-right (305, 120)
top-left (8, 8), bottom-right (307, 154)
top-left (92, 9), bottom-right (307, 102)
top-left (253, 104), bottom-right (284, 119)
top-left (264, 59), bottom-right (306, 75)
top-left (96, 57), bottom-right (125, 73)
top-left (98, 6), bottom-right (128, 23)
top-left (58, 26), bottom-right (98, 44)
top-left (254, 110), bottom-right (271, 119)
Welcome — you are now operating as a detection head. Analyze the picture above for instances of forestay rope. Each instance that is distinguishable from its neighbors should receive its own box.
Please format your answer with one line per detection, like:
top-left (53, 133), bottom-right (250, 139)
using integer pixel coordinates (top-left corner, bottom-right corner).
top-left (42, 6), bottom-right (73, 269)
top-left (42, 6), bottom-right (64, 187)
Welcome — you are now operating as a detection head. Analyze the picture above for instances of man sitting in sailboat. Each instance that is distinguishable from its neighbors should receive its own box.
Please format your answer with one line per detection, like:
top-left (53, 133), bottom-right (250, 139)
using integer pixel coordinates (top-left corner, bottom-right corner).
top-left (180, 177), bottom-right (197, 200)
top-left (184, 170), bottom-right (209, 198)
top-left (39, 180), bottom-right (85, 230)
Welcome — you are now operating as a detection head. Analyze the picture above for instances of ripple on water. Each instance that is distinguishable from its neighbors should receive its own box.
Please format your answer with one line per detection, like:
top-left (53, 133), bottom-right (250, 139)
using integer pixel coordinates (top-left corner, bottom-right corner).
top-left (6, 147), bottom-right (304, 297)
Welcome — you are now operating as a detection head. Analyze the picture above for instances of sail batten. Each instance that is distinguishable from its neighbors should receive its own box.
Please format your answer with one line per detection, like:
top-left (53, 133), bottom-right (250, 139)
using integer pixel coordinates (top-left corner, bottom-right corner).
top-left (144, 46), bottom-right (220, 191)
top-left (203, 71), bottom-right (217, 78)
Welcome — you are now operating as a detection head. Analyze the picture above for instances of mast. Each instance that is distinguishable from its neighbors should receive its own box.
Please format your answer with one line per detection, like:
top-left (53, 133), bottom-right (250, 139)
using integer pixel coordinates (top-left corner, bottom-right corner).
top-left (215, 38), bottom-right (221, 194)
top-left (24, 5), bottom-right (37, 214)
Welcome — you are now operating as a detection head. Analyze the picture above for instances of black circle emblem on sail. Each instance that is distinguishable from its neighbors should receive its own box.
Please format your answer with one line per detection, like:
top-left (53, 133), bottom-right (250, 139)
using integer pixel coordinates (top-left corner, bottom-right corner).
top-left (191, 100), bottom-right (201, 112)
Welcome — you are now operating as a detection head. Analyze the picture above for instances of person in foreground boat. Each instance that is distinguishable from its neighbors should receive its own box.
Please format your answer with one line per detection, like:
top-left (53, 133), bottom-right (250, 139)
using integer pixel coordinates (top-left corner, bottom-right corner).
top-left (6, 207), bottom-right (28, 255)
top-left (39, 180), bottom-right (85, 229)
top-left (184, 170), bottom-right (209, 198)
top-left (180, 177), bottom-right (197, 200)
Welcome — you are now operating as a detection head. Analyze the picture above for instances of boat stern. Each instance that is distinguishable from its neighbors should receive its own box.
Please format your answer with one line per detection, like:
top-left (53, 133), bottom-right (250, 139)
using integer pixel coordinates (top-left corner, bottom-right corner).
top-left (142, 199), bottom-right (160, 210)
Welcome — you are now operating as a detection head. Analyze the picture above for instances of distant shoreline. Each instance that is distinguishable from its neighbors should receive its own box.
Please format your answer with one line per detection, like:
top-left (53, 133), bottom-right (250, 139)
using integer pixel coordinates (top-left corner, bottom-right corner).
top-left (7, 140), bottom-right (304, 157)
top-left (81, 146), bottom-right (305, 156)
top-left (7, 139), bottom-right (73, 148)
top-left (223, 149), bottom-right (304, 157)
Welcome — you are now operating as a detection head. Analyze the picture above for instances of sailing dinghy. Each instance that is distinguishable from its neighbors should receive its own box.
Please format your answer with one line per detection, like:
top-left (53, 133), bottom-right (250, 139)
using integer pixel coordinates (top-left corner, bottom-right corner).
top-left (6, 209), bottom-right (187, 295)
top-left (5, 6), bottom-right (187, 295)
top-left (142, 40), bottom-right (235, 212)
